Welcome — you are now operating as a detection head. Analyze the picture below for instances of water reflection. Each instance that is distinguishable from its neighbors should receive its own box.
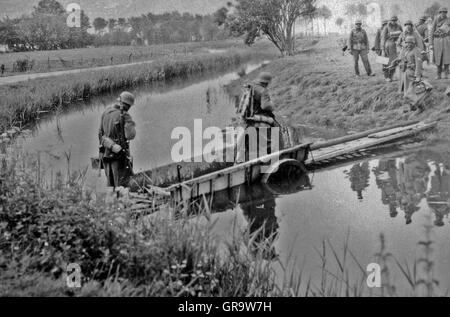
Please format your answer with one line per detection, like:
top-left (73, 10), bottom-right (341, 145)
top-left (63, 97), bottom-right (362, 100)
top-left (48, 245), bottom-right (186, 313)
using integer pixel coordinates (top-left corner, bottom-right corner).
top-left (428, 162), bottom-right (450, 227)
top-left (343, 148), bottom-right (450, 227)
top-left (204, 173), bottom-right (312, 259)
top-left (345, 162), bottom-right (371, 201)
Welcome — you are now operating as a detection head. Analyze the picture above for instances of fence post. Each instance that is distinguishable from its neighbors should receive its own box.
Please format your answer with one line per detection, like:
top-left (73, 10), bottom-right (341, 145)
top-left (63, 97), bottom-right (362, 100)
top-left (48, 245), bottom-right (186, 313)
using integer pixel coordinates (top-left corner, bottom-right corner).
top-left (48, 57), bottom-right (51, 70)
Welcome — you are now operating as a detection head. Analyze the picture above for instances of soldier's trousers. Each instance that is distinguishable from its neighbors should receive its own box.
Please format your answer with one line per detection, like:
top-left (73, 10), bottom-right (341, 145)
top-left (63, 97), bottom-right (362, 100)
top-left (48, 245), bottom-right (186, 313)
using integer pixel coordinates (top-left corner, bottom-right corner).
top-left (352, 50), bottom-right (372, 76)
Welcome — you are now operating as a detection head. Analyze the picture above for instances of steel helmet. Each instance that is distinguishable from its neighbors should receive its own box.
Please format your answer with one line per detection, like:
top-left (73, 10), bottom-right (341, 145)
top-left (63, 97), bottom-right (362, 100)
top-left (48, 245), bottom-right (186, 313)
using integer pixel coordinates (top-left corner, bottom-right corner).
top-left (405, 36), bottom-right (416, 44)
top-left (118, 91), bottom-right (135, 107)
top-left (404, 20), bottom-right (413, 26)
top-left (257, 72), bottom-right (273, 85)
top-left (420, 15), bottom-right (428, 21)
top-left (355, 20), bottom-right (362, 25)
top-left (390, 15), bottom-right (398, 22)
top-left (439, 7), bottom-right (448, 13)
top-left (382, 19), bottom-right (389, 25)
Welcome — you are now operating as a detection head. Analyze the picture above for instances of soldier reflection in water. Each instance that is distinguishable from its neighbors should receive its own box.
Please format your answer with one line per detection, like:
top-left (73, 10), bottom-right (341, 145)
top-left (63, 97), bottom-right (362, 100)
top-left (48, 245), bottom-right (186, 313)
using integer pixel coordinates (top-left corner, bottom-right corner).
top-left (239, 173), bottom-right (312, 260)
top-left (346, 162), bottom-right (371, 201)
top-left (427, 162), bottom-right (450, 227)
top-left (397, 155), bottom-right (430, 225)
top-left (373, 159), bottom-right (401, 218)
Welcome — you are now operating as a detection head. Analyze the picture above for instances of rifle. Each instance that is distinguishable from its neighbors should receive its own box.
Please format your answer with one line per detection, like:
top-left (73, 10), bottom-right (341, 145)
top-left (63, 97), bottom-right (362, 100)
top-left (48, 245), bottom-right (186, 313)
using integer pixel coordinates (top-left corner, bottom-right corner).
top-left (119, 106), bottom-right (135, 178)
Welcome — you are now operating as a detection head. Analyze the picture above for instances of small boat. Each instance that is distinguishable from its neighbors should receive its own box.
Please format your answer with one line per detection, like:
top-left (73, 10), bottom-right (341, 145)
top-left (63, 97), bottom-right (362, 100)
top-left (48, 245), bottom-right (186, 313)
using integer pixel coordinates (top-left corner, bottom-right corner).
top-left (129, 120), bottom-right (437, 209)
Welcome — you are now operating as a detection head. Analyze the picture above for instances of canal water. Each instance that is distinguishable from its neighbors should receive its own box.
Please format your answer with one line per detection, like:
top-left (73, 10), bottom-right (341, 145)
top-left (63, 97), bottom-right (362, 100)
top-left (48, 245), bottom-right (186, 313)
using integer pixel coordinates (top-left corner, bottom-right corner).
top-left (19, 62), bottom-right (450, 294)
top-left (208, 144), bottom-right (450, 294)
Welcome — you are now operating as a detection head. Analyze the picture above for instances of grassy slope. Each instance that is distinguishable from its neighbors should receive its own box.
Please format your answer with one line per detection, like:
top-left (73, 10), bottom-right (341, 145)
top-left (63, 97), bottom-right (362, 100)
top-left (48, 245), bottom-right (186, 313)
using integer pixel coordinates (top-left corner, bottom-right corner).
top-left (230, 37), bottom-right (450, 140)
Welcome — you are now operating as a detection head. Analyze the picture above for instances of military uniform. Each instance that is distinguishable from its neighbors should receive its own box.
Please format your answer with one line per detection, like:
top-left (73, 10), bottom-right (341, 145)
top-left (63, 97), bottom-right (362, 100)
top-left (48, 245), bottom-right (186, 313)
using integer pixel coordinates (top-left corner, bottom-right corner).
top-left (236, 73), bottom-right (279, 163)
top-left (396, 46), bottom-right (423, 97)
top-left (416, 19), bottom-right (429, 42)
top-left (99, 99), bottom-right (136, 188)
top-left (373, 21), bottom-right (388, 55)
top-left (398, 28), bottom-right (425, 51)
top-left (348, 24), bottom-right (373, 76)
top-left (430, 9), bottom-right (450, 78)
top-left (381, 19), bottom-right (403, 80)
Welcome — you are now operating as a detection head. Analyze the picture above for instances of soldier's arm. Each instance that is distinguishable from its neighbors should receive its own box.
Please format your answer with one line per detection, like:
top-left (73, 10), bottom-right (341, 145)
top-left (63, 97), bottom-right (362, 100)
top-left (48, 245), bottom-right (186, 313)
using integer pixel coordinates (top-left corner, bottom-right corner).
top-left (415, 51), bottom-right (423, 79)
top-left (123, 113), bottom-right (136, 140)
top-left (261, 90), bottom-right (274, 112)
top-left (364, 30), bottom-right (370, 48)
top-left (348, 30), bottom-right (353, 50)
top-left (415, 31), bottom-right (425, 51)
top-left (98, 114), bottom-right (104, 144)
top-left (430, 19), bottom-right (436, 44)
top-left (381, 27), bottom-right (387, 50)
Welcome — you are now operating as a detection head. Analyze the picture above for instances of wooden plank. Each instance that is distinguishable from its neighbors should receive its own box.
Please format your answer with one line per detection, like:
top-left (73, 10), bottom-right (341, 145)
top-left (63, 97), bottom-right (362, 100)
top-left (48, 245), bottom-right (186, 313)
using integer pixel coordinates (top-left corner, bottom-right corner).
top-left (310, 121), bottom-right (420, 151)
top-left (368, 122), bottom-right (427, 139)
top-left (306, 122), bottom-right (436, 165)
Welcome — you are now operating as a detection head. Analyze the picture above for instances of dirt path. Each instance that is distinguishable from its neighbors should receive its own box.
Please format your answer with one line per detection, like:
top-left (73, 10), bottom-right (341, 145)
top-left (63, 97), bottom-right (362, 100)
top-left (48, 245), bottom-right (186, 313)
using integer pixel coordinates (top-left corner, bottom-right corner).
top-left (0, 60), bottom-right (155, 85)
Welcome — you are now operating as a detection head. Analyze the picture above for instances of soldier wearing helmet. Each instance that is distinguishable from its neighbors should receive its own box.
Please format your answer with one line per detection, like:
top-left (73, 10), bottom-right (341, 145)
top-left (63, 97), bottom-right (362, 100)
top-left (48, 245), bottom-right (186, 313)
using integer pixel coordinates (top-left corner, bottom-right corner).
top-left (99, 91), bottom-right (137, 188)
top-left (373, 20), bottom-right (389, 56)
top-left (416, 16), bottom-right (429, 40)
top-left (235, 72), bottom-right (279, 163)
top-left (393, 36), bottom-right (424, 108)
top-left (348, 20), bottom-right (374, 77)
top-left (381, 16), bottom-right (403, 82)
top-left (430, 7), bottom-right (450, 79)
top-left (398, 20), bottom-right (425, 51)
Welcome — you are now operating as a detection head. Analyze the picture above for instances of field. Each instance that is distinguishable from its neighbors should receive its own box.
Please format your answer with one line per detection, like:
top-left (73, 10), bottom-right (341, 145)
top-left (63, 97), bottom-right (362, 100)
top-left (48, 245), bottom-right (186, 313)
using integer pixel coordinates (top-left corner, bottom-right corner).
top-left (228, 36), bottom-right (450, 141)
top-left (0, 39), bottom-right (247, 76)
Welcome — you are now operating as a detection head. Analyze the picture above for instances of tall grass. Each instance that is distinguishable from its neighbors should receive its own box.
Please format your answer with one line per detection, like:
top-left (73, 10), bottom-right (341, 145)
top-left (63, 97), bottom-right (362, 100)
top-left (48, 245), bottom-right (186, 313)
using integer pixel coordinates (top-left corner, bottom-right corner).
top-left (1, 146), bottom-right (449, 297)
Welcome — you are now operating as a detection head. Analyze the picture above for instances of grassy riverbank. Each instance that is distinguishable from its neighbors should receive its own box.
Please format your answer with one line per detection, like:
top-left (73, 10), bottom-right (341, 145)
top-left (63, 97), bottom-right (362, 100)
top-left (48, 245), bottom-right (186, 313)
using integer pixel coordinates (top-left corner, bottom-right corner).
top-left (0, 40), bottom-right (246, 76)
top-left (1, 148), bottom-right (448, 297)
top-left (228, 36), bottom-right (450, 141)
top-left (0, 42), bottom-right (276, 133)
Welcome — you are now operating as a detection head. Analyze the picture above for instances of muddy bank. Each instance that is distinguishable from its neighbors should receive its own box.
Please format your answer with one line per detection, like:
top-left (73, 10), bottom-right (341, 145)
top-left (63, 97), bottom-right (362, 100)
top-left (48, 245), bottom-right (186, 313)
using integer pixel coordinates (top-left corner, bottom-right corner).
top-left (227, 37), bottom-right (450, 141)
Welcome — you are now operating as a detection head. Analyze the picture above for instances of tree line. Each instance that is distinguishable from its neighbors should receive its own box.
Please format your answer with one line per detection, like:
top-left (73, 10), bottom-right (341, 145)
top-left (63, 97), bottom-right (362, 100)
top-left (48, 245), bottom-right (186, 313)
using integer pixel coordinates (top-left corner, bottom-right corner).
top-left (0, 0), bottom-right (92, 51)
top-left (0, 0), bottom-right (231, 51)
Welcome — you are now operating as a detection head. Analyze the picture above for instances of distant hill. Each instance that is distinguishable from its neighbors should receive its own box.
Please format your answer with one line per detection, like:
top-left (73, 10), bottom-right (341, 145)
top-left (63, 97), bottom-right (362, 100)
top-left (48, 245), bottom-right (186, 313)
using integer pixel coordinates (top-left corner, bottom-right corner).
top-left (0, 0), bottom-right (229, 19)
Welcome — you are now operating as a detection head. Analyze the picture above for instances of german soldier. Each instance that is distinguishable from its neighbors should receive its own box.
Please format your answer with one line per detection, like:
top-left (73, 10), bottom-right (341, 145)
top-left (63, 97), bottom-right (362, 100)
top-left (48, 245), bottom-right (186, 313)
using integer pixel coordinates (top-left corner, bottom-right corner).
top-left (348, 20), bottom-right (374, 77)
top-left (99, 91), bottom-right (136, 188)
top-left (430, 7), bottom-right (450, 79)
top-left (416, 16), bottom-right (429, 41)
top-left (398, 20), bottom-right (425, 51)
top-left (381, 16), bottom-right (403, 82)
top-left (236, 72), bottom-right (280, 163)
top-left (395, 36), bottom-right (423, 96)
top-left (373, 20), bottom-right (389, 56)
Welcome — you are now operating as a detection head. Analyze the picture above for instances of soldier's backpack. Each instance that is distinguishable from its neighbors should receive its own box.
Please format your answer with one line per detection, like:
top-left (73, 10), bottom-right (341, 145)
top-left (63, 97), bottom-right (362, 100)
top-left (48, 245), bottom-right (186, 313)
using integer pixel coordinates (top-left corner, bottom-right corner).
top-left (237, 84), bottom-right (255, 120)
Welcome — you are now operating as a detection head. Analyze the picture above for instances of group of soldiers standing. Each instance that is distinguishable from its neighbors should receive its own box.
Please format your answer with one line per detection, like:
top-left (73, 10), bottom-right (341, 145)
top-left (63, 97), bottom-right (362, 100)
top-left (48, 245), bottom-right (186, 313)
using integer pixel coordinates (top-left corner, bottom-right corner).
top-left (349, 7), bottom-right (450, 102)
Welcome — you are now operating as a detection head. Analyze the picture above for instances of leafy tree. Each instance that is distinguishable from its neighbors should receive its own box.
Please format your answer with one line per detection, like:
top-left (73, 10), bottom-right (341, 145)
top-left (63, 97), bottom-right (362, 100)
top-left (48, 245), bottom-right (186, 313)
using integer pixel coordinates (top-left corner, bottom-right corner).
top-left (318, 5), bottom-right (332, 35)
top-left (214, 7), bottom-right (229, 26)
top-left (425, 2), bottom-right (442, 19)
top-left (228, 0), bottom-right (317, 56)
top-left (108, 19), bottom-right (117, 32)
top-left (34, 0), bottom-right (65, 15)
top-left (93, 17), bottom-right (108, 34)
